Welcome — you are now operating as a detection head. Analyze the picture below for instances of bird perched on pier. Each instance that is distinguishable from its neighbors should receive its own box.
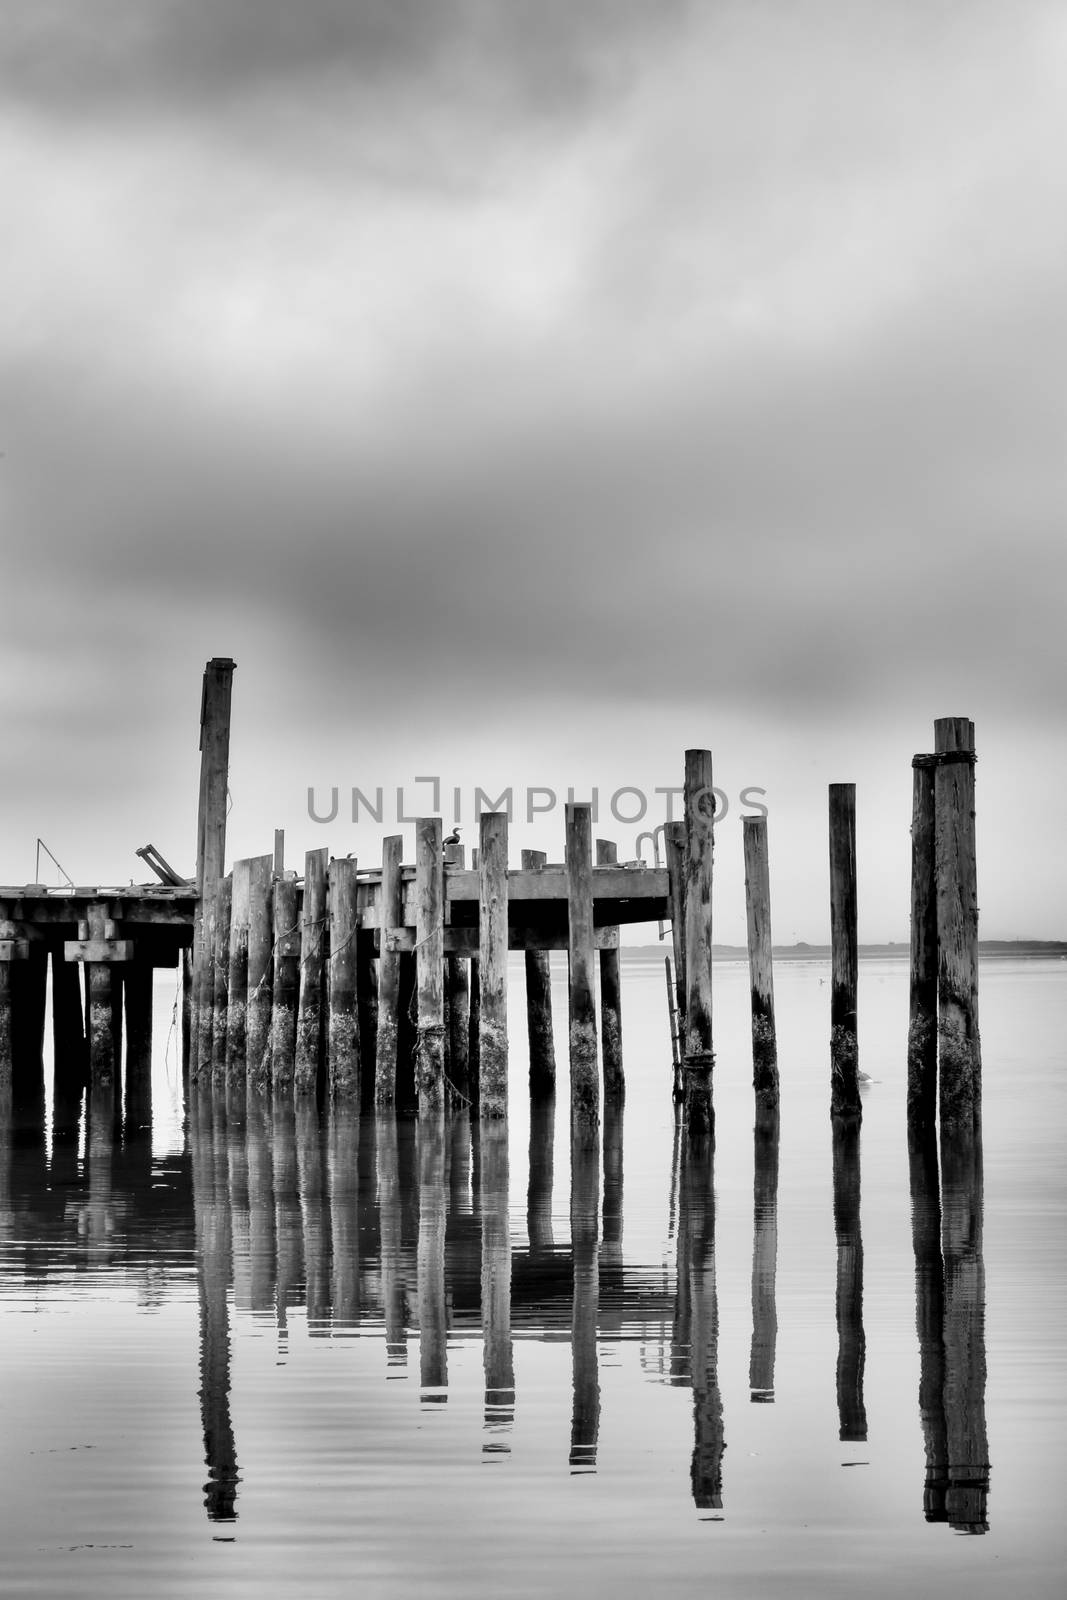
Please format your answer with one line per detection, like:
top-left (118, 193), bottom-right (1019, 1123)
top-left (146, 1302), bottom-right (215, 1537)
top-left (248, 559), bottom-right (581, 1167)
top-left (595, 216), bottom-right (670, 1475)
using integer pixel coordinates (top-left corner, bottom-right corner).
top-left (444, 827), bottom-right (461, 846)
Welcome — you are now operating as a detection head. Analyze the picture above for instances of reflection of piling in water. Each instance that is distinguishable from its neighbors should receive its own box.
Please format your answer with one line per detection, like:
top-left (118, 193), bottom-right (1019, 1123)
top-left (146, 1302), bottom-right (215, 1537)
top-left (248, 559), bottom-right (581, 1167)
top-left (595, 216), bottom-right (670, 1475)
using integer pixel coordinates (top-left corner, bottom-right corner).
top-left (480, 1121), bottom-right (514, 1446)
top-left (569, 1131), bottom-right (600, 1470)
top-left (329, 1106), bottom-right (363, 1329)
top-left (832, 1118), bottom-right (867, 1441)
top-left (907, 1123), bottom-right (948, 1520)
top-left (449, 1109), bottom-right (472, 1218)
top-left (244, 1093), bottom-right (277, 1316)
top-left (682, 751), bottom-right (715, 1134)
top-left (191, 1088), bottom-right (239, 1522)
top-left (273, 1097), bottom-right (303, 1334)
top-left (749, 1107), bottom-right (780, 1402)
top-left (527, 1095), bottom-right (555, 1255)
top-left (600, 1099), bottom-right (625, 1346)
top-left (743, 817), bottom-right (779, 1109)
top-left (678, 1130), bottom-right (724, 1509)
top-left (226, 1088), bottom-right (251, 1316)
top-left (296, 1099), bottom-right (329, 1329)
top-left (86, 1083), bottom-right (116, 1261)
top-left (417, 1114), bottom-right (448, 1399)
top-left (521, 851), bottom-right (556, 1099)
top-left (940, 1122), bottom-right (989, 1533)
top-left (596, 840), bottom-right (625, 1103)
top-left (829, 783), bottom-right (861, 1119)
top-left (377, 1115), bottom-right (408, 1368)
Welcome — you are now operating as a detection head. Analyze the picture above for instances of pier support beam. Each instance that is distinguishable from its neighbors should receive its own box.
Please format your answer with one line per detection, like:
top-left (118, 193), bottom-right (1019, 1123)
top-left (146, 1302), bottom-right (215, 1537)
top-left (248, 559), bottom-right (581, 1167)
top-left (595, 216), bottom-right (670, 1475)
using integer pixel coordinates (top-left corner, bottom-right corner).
top-left (665, 820), bottom-right (687, 1100)
top-left (907, 757), bottom-right (938, 1125)
top-left (270, 877), bottom-right (300, 1094)
top-left (327, 856), bottom-right (361, 1101)
top-left (682, 751), bottom-right (714, 1134)
top-left (415, 819), bottom-right (445, 1113)
top-left (478, 812), bottom-right (509, 1120)
top-left (210, 875), bottom-right (232, 1086)
top-left (522, 850), bottom-right (556, 1099)
top-left (934, 718), bottom-right (981, 1132)
top-left (193, 657), bottom-right (235, 1082)
top-left (66, 904), bottom-right (133, 1090)
top-left (245, 855), bottom-right (273, 1091)
top-left (374, 836), bottom-right (404, 1107)
top-left (743, 816), bottom-right (778, 1109)
top-left (295, 848), bottom-right (328, 1096)
top-left (596, 839), bottom-right (625, 1103)
top-left (829, 783), bottom-right (860, 1120)
top-left (444, 842), bottom-right (470, 1100)
top-left (566, 803), bottom-right (598, 1138)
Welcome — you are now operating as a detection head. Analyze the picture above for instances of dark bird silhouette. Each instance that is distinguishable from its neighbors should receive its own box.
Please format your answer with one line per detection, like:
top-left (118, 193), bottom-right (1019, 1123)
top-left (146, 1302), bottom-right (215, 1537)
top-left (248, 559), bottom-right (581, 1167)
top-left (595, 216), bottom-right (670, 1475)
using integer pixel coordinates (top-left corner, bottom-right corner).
top-left (444, 827), bottom-right (461, 846)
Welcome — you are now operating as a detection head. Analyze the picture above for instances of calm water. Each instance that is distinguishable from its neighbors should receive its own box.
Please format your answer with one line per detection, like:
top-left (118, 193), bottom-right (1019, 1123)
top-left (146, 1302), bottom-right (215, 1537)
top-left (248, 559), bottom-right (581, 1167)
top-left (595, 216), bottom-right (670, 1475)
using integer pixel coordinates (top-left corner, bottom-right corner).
top-left (1, 955), bottom-right (1064, 1598)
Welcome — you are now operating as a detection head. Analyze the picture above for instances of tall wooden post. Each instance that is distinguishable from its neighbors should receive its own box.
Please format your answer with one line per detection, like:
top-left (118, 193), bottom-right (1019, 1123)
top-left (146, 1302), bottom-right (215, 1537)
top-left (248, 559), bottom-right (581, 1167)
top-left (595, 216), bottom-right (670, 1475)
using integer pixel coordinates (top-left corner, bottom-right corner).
top-left (444, 843), bottom-right (470, 1099)
top-left (907, 756), bottom-right (938, 1124)
top-left (665, 820), bottom-right (687, 1099)
top-left (225, 859), bottom-right (252, 1086)
top-left (374, 836), bottom-right (404, 1106)
top-left (327, 857), bottom-right (361, 1101)
top-left (596, 839), bottom-right (625, 1102)
top-left (743, 816), bottom-right (778, 1108)
top-left (295, 848), bottom-right (328, 1096)
top-left (683, 751), bottom-right (714, 1133)
top-left (829, 783), bottom-right (860, 1120)
top-left (210, 874), bottom-right (232, 1086)
top-left (478, 812), bottom-right (509, 1119)
top-left (934, 718), bottom-right (981, 1130)
top-left (566, 803), bottom-right (598, 1138)
top-left (270, 877), bottom-right (300, 1094)
top-left (273, 829), bottom-right (285, 876)
top-left (245, 855), bottom-right (274, 1092)
top-left (193, 657), bottom-right (235, 1081)
top-left (521, 849), bottom-right (556, 1098)
top-left (468, 847), bottom-right (481, 1109)
top-left (415, 818), bottom-right (445, 1113)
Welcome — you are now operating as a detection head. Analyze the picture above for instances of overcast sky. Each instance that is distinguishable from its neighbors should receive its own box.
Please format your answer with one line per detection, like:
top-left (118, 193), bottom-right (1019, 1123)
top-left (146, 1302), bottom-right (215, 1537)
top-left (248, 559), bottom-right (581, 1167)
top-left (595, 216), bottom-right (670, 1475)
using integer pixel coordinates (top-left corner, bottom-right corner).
top-left (3, 1), bottom-right (1065, 941)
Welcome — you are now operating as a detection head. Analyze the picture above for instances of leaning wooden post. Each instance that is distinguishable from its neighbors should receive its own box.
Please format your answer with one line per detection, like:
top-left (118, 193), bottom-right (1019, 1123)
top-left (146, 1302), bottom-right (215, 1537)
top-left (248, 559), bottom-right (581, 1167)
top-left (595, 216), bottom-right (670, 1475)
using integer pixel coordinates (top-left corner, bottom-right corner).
top-left (444, 842), bottom-right (470, 1098)
top-left (743, 816), bottom-right (778, 1109)
top-left (295, 848), bottom-right (328, 1095)
top-left (193, 657), bottom-right (236, 1080)
top-left (327, 856), bottom-right (361, 1101)
top-left (415, 819), bottom-right (446, 1113)
top-left (210, 874), bottom-right (232, 1086)
top-left (374, 835), bottom-right (404, 1106)
top-left (907, 756), bottom-right (938, 1125)
top-left (829, 783), bottom-right (860, 1118)
top-left (595, 839), bottom-right (625, 1102)
top-left (244, 855), bottom-right (274, 1092)
top-left (270, 876), bottom-right (300, 1094)
top-left (934, 718), bottom-right (981, 1130)
top-left (665, 820), bottom-right (687, 1099)
top-left (521, 849), bottom-right (556, 1098)
top-left (478, 812), bottom-right (509, 1120)
top-left (566, 803), bottom-right (599, 1138)
top-left (682, 751), bottom-right (715, 1133)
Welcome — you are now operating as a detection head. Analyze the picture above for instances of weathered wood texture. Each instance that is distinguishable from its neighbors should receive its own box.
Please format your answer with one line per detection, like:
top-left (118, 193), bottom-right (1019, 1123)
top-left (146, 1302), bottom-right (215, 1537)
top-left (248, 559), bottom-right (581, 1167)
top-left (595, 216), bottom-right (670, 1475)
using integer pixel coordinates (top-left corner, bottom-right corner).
top-left (934, 718), bottom-right (981, 1130)
top-left (245, 856), bottom-right (274, 1091)
top-left (415, 819), bottom-right (445, 1113)
top-left (521, 850), bottom-right (556, 1098)
top-left (907, 758), bottom-right (938, 1125)
top-left (665, 820), bottom-right (687, 1098)
top-left (749, 1107), bottom-right (780, 1400)
top-left (829, 782), bottom-right (860, 1119)
top-left (374, 836), bottom-right (404, 1106)
top-left (444, 843), bottom-right (470, 1099)
top-left (743, 815), bottom-right (778, 1107)
top-left (832, 1117), bottom-right (867, 1441)
top-left (210, 875), bottom-right (232, 1086)
top-left (596, 839), bottom-right (625, 1102)
top-left (295, 848), bottom-right (328, 1095)
top-left (683, 751), bottom-right (714, 1133)
top-left (566, 803), bottom-right (598, 1137)
top-left (225, 859), bottom-right (252, 1087)
top-left (193, 658), bottom-right (235, 1081)
top-left (569, 1131), bottom-right (600, 1468)
top-left (480, 1120), bottom-right (514, 1433)
top-left (478, 813), bottom-right (509, 1120)
top-left (85, 903), bottom-right (120, 1089)
top-left (417, 1114), bottom-right (448, 1396)
top-left (327, 856), bottom-right (361, 1101)
top-left (270, 877), bottom-right (300, 1093)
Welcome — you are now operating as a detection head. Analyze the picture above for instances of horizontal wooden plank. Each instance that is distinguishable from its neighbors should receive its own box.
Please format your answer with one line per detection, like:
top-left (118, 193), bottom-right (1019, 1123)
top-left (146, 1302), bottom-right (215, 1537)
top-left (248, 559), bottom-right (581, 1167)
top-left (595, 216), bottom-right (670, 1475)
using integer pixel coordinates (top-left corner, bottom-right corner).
top-left (0, 939), bottom-right (30, 961)
top-left (383, 925), bottom-right (625, 954)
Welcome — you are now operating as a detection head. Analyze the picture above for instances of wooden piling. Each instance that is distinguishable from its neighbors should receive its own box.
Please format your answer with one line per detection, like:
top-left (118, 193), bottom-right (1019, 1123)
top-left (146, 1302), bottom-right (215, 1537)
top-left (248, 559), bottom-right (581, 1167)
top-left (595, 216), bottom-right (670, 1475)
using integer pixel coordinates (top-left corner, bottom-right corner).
top-left (245, 854), bottom-right (273, 1092)
top-left (907, 757), bottom-right (938, 1125)
top-left (224, 859), bottom-right (252, 1087)
top-left (480, 1120), bottom-right (514, 1439)
top-left (596, 839), bottom-right (625, 1102)
top-left (193, 657), bottom-right (235, 1081)
top-left (934, 718), bottom-right (981, 1131)
top-left (327, 856), bottom-right (361, 1101)
top-left (84, 903), bottom-right (120, 1089)
top-left (829, 782), bottom-right (860, 1120)
top-left (270, 876), bottom-right (300, 1094)
top-left (468, 845), bottom-right (481, 1109)
top-left (415, 819), bottom-right (445, 1113)
top-left (682, 751), bottom-right (714, 1133)
top-left (566, 803), bottom-right (598, 1137)
top-left (665, 821), bottom-right (687, 1099)
top-left (444, 843), bottom-right (470, 1100)
top-left (295, 848), bottom-right (328, 1096)
top-left (749, 1106), bottom-right (780, 1402)
top-left (478, 812), bottom-right (509, 1120)
top-left (417, 1112), bottom-right (448, 1398)
top-left (521, 850), bottom-right (556, 1098)
top-left (743, 815), bottom-right (778, 1108)
top-left (374, 835), bottom-right (404, 1107)
top-left (210, 874), bottom-right (232, 1086)
top-left (274, 829), bottom-right (285, 876)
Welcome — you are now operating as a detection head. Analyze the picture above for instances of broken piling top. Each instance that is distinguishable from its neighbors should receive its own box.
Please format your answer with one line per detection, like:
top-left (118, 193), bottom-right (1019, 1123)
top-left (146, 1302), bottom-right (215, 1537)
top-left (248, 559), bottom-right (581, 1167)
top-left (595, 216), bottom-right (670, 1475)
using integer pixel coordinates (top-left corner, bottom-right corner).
top-left (933, 717), bottom-right (980, 1129)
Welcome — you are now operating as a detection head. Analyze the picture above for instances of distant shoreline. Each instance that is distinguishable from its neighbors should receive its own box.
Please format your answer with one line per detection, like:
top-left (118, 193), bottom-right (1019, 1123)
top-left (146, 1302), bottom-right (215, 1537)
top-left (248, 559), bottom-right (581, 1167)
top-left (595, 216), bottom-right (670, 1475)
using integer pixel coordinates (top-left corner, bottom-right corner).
top-left (625, 940), bottom-right (1067, 961)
